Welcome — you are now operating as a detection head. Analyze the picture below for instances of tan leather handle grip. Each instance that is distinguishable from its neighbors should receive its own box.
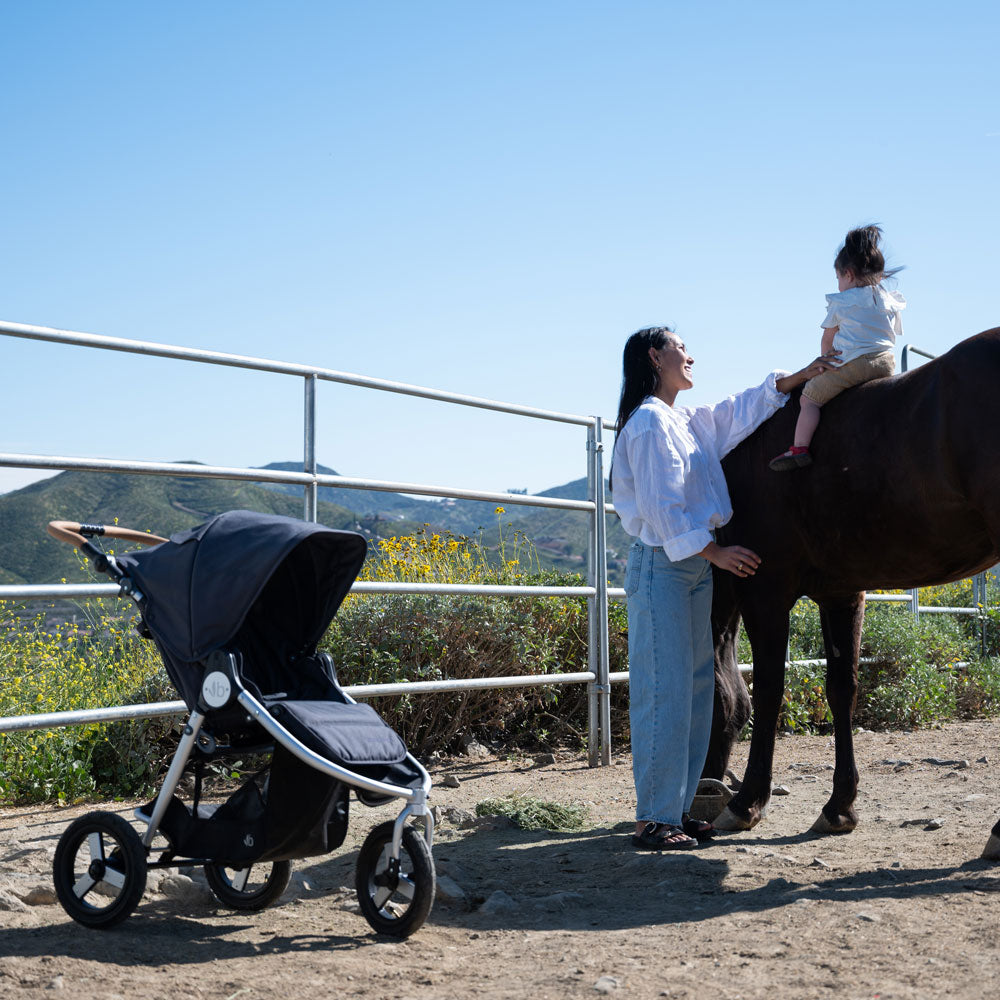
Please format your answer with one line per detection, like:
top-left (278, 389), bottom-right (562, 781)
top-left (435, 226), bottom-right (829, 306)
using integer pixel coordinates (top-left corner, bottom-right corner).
top-left (47, 521), bottom-right (168, 549)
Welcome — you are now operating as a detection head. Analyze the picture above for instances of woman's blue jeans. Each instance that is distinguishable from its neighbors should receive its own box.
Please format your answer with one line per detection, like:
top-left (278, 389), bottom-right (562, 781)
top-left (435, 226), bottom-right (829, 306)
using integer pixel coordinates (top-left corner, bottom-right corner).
top-left (625, 540), bottom-right (715, 826)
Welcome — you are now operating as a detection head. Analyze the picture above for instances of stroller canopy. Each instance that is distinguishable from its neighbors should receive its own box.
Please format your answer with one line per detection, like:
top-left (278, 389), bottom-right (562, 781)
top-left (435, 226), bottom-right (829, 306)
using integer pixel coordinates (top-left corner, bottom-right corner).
top-left (117, 511), bottom-right (366, 708)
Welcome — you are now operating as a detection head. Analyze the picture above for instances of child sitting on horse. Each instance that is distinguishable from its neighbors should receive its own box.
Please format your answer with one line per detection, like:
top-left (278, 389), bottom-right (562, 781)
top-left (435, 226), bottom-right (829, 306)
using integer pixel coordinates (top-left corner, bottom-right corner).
top-left (770, 225), bottom-right (905, 471)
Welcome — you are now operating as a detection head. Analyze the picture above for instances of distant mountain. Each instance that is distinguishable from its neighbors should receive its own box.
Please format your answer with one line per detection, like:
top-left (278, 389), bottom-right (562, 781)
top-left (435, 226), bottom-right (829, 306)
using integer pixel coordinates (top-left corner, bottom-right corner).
top-left (0, 467), bottom-right (402, 585)
top-left (254, 462), bottom-right (630, 581)
top-left (255, 461), bottom-right (488, 531)
top-left (0, 462), bottom-right (629, 585)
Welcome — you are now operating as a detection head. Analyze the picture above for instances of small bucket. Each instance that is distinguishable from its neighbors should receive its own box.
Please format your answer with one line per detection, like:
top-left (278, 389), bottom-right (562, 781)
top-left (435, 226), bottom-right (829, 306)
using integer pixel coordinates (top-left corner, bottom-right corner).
top-left (688, 777), bottom-right (734, 822)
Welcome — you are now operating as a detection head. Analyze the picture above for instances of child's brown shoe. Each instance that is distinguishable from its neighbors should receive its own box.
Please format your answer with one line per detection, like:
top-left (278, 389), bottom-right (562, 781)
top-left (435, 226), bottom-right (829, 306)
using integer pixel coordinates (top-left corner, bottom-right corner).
top-left (769, 446), bottom-right (812, 472)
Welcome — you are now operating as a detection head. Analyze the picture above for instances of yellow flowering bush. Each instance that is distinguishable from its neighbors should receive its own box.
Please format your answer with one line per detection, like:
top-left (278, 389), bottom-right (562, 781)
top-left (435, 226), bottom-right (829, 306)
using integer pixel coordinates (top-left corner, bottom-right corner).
top-left (356, 519), bottom-right (539, 587)
top-left (0, 597), bottom-right (173, 803)
top-left (324, 519), bottom-right (630, 755)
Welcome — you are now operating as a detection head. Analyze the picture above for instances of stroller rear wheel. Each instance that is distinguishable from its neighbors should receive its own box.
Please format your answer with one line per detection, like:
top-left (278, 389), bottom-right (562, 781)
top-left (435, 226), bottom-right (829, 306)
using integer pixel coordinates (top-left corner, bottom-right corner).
top-left (355, 821), bottom-right (434, 937)
top-left (204, 860), bottom-right (292, 911)
top-left (53, 811), bottom-right (147, 929)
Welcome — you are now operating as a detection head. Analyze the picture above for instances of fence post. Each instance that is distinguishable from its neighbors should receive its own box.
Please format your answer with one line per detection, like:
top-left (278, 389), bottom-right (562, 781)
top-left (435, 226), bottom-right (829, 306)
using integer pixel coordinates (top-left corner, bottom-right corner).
top-left (910, 587), bottom-right (920, 621)
top-left (303, 374), bottom-right (318, 522)
top-left (586, 425), bottom-right (600, 766)
top-left (976, 571), bottom-right (986, 659)
top-left (587, 418), bottom-right (612, 766)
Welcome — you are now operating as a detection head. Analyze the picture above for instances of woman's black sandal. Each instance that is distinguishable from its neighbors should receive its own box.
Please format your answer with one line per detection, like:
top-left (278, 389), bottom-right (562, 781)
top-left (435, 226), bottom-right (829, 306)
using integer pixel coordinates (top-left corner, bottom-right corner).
top-left (631, 822), bottom-right (698, 851)
top-left (681, 813), bottom-right (715, 841)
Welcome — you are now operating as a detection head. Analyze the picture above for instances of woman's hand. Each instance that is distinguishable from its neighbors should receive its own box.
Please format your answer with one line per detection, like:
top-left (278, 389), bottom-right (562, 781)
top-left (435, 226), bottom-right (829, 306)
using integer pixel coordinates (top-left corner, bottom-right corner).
top-left (803, 350), bottom-right (843, 378)
top-left (699, 541), bottom-right (761, 578)
top-left (776, 351), bottom-right (842, 394)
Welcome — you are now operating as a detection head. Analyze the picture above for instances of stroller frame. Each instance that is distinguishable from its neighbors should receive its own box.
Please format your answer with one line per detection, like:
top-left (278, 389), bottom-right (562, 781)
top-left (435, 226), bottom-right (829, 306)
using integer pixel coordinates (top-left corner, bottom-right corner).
top-left (139, 655), bottom-right (432, 857)
top-left (47, 515), bottom-right (437, 938)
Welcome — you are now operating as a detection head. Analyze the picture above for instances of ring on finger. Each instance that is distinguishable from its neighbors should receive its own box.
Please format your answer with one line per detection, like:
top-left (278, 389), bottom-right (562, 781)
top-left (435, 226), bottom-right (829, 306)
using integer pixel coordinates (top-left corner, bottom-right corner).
top-left (737, 563), bottom-right (743, 572)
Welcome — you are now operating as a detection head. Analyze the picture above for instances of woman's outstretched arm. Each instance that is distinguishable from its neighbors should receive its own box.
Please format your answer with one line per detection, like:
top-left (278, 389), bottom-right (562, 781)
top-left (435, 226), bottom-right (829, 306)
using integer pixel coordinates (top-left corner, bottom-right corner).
top-left (775, 352), bottom-right (841, 395)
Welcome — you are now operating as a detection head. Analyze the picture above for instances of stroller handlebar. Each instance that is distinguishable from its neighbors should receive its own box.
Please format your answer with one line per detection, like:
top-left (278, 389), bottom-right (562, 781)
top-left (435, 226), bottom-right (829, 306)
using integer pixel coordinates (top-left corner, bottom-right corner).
top-left (48, 520), bottom-right (168, 550)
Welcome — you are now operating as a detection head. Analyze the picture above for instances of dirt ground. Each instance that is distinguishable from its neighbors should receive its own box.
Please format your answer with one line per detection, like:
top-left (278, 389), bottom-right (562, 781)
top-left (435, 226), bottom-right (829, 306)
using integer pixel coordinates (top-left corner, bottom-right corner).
top-left (2, 719), bottom-right (1000, 1000)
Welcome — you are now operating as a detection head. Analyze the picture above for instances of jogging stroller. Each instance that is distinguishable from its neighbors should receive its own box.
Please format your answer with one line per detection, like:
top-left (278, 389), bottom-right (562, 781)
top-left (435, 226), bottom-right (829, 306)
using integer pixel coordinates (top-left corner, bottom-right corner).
top-left (48, 510), bottom-right (435, 937)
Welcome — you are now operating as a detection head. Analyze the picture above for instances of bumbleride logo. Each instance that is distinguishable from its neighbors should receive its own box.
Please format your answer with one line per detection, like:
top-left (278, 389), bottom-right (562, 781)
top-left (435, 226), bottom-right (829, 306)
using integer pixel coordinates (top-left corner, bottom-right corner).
top-left (243, 833), bottom-right (255, 848)
top-left (201, 671), bottom-right (232, 708)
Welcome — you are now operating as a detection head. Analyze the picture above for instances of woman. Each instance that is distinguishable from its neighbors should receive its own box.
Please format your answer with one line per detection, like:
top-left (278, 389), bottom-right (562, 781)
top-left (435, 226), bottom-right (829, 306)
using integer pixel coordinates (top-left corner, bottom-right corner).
top-left (611, 326), bottom-right (837, 850)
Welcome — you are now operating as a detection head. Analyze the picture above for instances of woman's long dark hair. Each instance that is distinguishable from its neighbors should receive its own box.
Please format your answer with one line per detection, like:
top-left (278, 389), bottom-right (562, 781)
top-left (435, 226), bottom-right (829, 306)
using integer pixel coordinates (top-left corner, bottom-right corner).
top-left (615, 326), bottom-right (673, 436)
top-left (609, 325), bottom-right (673, 493)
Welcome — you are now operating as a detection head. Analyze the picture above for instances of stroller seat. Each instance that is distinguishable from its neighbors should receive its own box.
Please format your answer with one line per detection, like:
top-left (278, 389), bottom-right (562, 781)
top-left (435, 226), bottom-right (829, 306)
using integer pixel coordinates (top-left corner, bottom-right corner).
top-left (264, 699), bottom-right (407, 768)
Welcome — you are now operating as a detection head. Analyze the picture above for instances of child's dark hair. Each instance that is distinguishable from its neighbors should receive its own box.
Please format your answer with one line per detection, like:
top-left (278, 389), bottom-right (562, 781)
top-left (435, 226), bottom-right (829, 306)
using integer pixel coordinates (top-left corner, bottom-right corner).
top-left (834, 225), bottom-right (902, 285)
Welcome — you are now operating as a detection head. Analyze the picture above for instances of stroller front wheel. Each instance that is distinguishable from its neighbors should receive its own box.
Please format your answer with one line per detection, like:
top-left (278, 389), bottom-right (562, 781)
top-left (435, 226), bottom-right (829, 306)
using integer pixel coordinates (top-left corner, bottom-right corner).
top-left (204, 860), bottom-right (292, 911)
top-left (53, 811), bottom-right (148, 929)
top-left (355, 821), bottom-right (435, 938)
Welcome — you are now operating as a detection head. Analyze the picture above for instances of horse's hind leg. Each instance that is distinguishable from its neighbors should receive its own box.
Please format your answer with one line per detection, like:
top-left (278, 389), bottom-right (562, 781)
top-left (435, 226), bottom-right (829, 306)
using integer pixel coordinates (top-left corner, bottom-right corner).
top-left (810, 594), bottom-right (864, 834)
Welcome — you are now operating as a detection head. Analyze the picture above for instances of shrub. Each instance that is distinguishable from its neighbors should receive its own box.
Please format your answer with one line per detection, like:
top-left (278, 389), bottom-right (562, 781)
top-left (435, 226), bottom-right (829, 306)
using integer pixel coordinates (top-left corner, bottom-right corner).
top-left (322, 517), bottom-right (629, 755)
top-left (851, 607), bottom-right (968, 729)
top-left (956, 657), bottom-right (1000, 718)
top-left (983, 607), bottom-right (1000, 659)
top-left (779, 660), bottom-right (832, 734)
top-left (788, 599), bottom-right (827, 661)
top-left (0, 598), bottom-right (174, 803)
top-left (858, 658), bottom-right (957, 729)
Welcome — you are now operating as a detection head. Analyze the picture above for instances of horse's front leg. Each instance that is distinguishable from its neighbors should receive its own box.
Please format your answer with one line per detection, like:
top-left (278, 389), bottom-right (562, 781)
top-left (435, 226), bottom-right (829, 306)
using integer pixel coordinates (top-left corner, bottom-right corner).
top-left (810, 594), bottom-right (864, 834)
top-left (714, 599), bottom-right (790, 831)
top-left (703, 569), bottom-right (750, 780)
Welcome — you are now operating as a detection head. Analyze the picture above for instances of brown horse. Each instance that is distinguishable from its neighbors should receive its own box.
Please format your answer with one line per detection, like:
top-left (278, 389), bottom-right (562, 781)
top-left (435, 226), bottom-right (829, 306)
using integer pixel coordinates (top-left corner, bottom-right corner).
top-left (704, 327), bottom-right (1000, 859)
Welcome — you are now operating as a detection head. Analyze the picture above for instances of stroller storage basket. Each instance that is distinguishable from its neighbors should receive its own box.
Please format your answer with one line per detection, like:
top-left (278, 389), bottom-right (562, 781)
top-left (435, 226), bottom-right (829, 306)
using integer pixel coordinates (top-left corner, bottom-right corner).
top-left (147, 746), bottom-right (351, 866)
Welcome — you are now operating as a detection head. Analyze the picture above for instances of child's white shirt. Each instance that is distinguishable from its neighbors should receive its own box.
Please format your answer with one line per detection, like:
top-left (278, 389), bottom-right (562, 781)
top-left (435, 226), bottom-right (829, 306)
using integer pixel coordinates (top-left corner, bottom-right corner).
top-left (822, 285), bottom-right (906, 364)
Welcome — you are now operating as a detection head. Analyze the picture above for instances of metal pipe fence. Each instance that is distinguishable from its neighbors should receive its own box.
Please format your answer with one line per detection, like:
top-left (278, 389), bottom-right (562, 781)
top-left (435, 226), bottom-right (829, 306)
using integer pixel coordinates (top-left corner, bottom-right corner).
top-left (0, 325), bottom-right (995, 757)
top-left (0, 319), bottom-right (619, 765)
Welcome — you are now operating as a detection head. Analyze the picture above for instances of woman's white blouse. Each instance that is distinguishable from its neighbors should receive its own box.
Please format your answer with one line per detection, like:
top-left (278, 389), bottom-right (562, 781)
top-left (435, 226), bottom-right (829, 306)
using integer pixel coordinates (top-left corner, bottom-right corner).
top-left (611, 373), bottom-right (789, 561)
top-left (822, 285), bottom-right (906, 364)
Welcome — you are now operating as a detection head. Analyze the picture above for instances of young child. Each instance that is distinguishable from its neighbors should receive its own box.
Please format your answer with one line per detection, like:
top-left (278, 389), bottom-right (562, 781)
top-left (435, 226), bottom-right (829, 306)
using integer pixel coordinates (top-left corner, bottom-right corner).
top-left (769, 225), bottom-right (905, 471)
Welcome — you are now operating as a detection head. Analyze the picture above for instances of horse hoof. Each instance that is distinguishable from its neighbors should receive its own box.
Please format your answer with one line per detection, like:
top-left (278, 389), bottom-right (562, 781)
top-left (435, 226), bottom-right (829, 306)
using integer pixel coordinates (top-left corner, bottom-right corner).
top-left (981, 834), bottom-right (1000, 861)
top-left (810, 811), bottom-right (856, 835)
top-left (712, 806), bottom-right (756, 831)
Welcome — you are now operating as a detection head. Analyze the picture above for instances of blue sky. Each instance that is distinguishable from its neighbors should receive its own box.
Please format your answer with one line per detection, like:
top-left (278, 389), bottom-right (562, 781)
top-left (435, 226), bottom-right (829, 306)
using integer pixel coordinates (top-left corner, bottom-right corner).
top-left (2, 1), bottom-right (997, 501)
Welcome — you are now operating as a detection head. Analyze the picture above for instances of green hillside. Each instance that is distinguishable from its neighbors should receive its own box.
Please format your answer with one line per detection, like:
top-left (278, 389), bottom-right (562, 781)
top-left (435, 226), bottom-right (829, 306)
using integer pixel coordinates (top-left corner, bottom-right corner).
top-left (0, 469), bottom-right (364, 585)
top-left (256, 461), bottom-right (630, 580)
top-left (508, 504), bottom-right (630, 583)
top-left (0, 464), bottom-right (630, 586)
top-left (256, 461), bottom-right (514, 536)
